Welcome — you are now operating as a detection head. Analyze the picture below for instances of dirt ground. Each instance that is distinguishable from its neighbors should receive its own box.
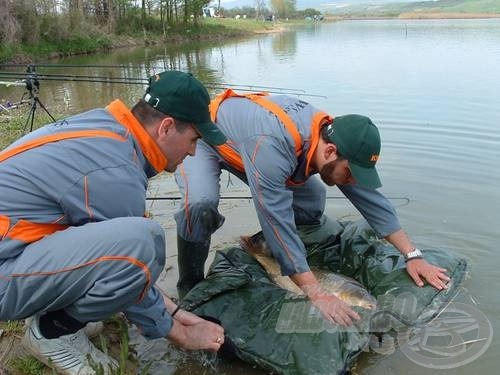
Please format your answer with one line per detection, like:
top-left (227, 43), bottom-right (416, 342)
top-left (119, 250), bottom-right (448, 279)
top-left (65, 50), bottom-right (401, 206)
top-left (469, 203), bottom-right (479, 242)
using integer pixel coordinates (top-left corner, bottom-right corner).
top-left (0, 330), bottom-right (28, 374)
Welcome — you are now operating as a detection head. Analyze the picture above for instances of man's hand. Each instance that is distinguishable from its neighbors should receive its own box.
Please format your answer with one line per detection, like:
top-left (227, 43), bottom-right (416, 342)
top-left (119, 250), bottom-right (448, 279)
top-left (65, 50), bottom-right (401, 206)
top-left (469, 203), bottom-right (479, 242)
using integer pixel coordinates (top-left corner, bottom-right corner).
top-left (310, 293), bottom-right (361, 326)
top-left (160, 288), bottom-right (225, 352)
top-left (167, 317), bottom-right (225, 352)
top-left (406, 258), bottom-right (450, 290)
top-left (171, 307), bottom-right (206, 325)
top-left (384, 229), bottom-right (451, 291)
top-left (291, 270), bottom-right (360, 326)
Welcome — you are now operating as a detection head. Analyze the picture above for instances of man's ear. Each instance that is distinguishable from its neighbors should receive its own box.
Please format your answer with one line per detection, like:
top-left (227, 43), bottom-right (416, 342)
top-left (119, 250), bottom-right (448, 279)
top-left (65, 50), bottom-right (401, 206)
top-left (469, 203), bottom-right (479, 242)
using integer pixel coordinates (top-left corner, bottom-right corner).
top-left (324, 143), bottom-right (338, 161)
top-left (158, 117), bottom-right (175, 138)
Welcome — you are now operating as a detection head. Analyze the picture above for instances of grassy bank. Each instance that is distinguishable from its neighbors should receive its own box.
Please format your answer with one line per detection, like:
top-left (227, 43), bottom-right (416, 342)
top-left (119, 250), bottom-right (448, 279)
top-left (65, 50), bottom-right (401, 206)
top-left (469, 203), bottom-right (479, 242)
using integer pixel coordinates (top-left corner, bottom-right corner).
top-left (0, 107), bottom-right (56, 150)
top-left (0, 37), bottom-right (113, 64)
top-left (0, 18), bottom-right (283, 65)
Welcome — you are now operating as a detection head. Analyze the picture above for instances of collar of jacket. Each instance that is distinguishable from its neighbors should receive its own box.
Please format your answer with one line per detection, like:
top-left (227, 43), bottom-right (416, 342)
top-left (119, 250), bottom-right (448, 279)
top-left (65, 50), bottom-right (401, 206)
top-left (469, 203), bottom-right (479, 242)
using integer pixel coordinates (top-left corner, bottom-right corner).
top-left (106, 99), bottom-right (167, 173)
top-left (305, 113), bottom-right (332, 177)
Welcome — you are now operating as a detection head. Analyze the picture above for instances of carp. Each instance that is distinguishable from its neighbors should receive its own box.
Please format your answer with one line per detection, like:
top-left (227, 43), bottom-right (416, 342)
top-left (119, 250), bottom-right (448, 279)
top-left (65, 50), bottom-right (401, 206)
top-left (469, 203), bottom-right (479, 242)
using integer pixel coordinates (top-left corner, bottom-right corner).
top-left (240, 232), bottom-right (376, 309)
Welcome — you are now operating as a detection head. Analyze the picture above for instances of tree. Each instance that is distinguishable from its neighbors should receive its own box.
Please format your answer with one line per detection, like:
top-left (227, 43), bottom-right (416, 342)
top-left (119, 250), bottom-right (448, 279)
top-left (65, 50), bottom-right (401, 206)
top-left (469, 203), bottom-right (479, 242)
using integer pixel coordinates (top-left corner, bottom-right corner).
top-left (255, 0), bottom-right (265, 20)
top-left (11, 0), bottom-right (39, 43)
top-left (269, 0), bottom-right (295, 19)
top-left (142, 0), bottom-right (146, 28)
top-left (302, 8), bottom-right (321, 18)
top-left (182, 0), bottom-right (210, 25)
top-left (0, 0), bottom-right (20, 44)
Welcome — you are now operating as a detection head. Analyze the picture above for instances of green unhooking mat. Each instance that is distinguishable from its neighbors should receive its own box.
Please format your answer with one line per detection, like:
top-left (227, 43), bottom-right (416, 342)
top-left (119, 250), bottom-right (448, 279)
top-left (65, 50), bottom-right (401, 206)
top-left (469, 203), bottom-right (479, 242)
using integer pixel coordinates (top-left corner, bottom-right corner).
top-left (181, 217), bottom-right (467, 375)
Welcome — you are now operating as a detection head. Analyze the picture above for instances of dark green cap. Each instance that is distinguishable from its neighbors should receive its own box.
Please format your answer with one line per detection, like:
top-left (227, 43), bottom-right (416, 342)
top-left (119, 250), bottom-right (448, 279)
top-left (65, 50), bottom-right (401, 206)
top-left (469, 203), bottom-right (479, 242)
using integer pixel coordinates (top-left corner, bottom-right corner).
top-left (326, 114), bottom-right (382, 189)
top-left (144, 71), bottom-right (226, 146)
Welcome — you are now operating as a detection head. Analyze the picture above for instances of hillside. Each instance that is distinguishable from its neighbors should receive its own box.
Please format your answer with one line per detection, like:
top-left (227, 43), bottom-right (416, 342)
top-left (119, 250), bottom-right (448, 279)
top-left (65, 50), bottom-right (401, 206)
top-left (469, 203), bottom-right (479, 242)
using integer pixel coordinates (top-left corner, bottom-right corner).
top-left (325, 0), bottom-right (500, 17)
top-left (218, 0), bottom-right (415, 9)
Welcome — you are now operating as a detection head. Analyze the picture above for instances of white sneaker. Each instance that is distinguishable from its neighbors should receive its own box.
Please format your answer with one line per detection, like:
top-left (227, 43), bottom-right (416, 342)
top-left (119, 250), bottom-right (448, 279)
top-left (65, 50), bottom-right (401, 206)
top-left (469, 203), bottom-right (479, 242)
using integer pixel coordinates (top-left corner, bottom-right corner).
top-left (24, 318), bottom-right (104, 338)
top-left (22, 315), bottom-right (118, 375)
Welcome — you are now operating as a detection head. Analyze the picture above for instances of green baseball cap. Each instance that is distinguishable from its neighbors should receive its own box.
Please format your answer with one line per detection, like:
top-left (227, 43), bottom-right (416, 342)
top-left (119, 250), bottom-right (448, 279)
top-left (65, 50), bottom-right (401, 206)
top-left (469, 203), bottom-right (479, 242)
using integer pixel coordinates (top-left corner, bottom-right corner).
top-left (143, 71), bottom-right (226, 146)
top-left (325, 114), bottom-right (382, 189)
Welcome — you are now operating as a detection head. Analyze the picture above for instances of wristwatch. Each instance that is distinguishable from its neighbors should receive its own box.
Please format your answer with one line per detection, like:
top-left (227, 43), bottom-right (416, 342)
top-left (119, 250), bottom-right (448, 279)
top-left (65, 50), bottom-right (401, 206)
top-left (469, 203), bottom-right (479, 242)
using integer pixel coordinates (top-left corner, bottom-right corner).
top-left (405, 248), bottom-right (423, 262)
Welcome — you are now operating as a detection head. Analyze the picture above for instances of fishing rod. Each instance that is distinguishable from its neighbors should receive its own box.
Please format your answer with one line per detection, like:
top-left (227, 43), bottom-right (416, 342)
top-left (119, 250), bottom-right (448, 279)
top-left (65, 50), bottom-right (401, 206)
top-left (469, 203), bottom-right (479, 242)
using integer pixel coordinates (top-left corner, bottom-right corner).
top-left (146, 196), bottom-right (411, 204)
top-left (207, 85), bottom-right (326, 98)
top-left (0, 64), bottom-right (312, 94)
top-left (0, 66), bottom-right (327, 98)
top-left (0, 71), bottom-right (146, 82)
top-left (0, 72), bottom-right (326, 98)
top-left (0, 63), bottom-right (128, 69)
top-left (1, 64), bottom-right (306, 91)
top-left (0, 80), bottom-right (26, 87)
top-left (1, 69), bottom-right (309, 93)
top-left (0, 72), bottom-right (147, 85)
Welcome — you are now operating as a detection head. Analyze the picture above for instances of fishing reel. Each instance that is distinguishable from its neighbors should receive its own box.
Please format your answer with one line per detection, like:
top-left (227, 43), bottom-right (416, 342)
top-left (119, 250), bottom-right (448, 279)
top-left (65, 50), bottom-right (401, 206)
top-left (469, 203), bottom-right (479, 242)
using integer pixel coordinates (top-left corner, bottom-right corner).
top-left (21, 64), bottom-right (54, 133)
top-left (24, 64), bottom-right (40, 97)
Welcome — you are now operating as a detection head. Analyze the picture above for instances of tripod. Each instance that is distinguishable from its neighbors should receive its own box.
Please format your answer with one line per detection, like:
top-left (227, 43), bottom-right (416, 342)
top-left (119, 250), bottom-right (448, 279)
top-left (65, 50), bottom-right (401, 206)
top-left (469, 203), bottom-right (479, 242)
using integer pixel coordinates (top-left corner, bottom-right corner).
top-left (22, 65), bottom-right (55, 134)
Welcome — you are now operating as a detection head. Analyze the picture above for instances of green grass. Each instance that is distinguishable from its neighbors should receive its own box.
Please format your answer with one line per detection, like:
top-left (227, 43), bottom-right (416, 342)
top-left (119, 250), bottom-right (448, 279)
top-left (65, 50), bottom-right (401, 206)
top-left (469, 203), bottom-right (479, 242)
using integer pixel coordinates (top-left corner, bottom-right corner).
top-left (0, 45), bottom-right (20, 64)
top-left (91, 317), bottom-right (133, 375)
top-left (203, 17), bottom-right (278, 33)
top-left (0, 108), bottom-right (57, 150)
top-left (0, 320), bottom-right (24, 337)
top-left (8, 356), bottom-right (47, 375)
top-left (89, 315), bottom-right (147, 375)
top-left (1, 316), bottom-right (142, 374)
top-left (0, 16), bottom-right (288, 64)
top-left (22, 37), bottom-right (112, 57)
top-left (0, 36), bottom-right (113, 63)
top-left (140, 17), bottom-right (283, 42)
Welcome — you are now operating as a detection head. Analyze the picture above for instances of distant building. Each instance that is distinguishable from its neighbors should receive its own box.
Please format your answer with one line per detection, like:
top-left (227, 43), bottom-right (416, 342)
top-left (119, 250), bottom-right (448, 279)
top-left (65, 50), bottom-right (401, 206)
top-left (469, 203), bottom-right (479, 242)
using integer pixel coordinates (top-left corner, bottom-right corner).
top-left (203, 6), bottom-right (217, 18)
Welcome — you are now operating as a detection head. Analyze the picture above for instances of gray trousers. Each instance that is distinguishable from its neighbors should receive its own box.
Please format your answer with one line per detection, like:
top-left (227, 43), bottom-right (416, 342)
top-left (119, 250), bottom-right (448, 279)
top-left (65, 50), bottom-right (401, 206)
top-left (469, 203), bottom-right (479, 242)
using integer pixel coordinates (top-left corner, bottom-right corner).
top-left (174, 140), bottom-right (326, 242)
top-left (0, 217), bottom-right (171, 338)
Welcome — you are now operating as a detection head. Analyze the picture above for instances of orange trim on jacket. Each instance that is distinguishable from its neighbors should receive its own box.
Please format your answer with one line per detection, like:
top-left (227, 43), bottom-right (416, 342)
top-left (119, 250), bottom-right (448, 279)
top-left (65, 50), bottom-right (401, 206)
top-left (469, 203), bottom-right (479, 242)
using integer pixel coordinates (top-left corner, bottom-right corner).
top-left (209, 89), bottom-right (332, 176)
top-left (0, 106), bottom-right (165, 245)
top-left (210, 89), bottom-right (302, 172)
top-left (0, 130), bottom-right (127, 164)
top-left (1, 218), bottom-right (69, 244)
top-left (305, 111), bottom-right (334, 176)
top-left (10, 255), bottom-right (151, 302)
top-left (106, 99), bottom-right (168, 173)
top-left (0, 216), bottom-right (10, 240)
top-left (0, 128), bottom-right (132, 244)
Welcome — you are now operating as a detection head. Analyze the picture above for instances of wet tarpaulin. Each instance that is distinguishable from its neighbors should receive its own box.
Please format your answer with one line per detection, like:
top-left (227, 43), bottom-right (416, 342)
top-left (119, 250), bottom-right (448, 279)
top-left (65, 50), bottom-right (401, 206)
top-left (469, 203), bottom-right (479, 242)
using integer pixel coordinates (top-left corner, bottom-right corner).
top-left (181, 217), bottom-right (467, 375)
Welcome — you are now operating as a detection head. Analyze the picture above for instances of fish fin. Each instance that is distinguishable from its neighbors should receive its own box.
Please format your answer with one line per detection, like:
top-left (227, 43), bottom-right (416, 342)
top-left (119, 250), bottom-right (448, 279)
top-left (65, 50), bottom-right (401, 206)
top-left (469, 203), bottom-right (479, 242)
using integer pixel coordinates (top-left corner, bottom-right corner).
top-left (239, 233), bottom-right (267, 256)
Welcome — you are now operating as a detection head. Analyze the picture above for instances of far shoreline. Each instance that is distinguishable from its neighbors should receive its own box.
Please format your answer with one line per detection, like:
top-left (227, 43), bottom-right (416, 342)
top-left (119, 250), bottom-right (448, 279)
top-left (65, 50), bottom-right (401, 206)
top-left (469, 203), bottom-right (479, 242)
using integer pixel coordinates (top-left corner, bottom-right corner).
top-left (1, 14), bottom-right (498, 64)
top-left (325, 12), bottom-right (500, 21)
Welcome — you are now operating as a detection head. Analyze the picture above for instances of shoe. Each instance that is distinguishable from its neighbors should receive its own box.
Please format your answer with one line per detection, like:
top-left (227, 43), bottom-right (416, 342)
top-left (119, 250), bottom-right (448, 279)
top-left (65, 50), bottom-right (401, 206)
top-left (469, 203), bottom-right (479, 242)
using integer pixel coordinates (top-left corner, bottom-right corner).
top-left (22, 315), bottom-right (118, 375)
top-left (25, 318), bottom-right (104, 338)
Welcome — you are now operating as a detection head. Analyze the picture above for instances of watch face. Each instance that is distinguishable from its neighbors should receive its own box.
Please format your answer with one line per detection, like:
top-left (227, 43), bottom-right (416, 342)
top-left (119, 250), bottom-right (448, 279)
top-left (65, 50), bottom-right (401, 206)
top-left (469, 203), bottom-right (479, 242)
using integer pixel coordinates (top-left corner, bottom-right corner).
top-left (407, 249), bottom-right (422, 258)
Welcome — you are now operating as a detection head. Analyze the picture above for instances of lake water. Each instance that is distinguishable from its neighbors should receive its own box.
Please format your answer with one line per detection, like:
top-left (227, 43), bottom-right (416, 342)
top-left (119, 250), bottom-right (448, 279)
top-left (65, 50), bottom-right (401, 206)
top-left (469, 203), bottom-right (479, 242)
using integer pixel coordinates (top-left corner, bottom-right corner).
top-left (1, 18), bottom-right (499, 375)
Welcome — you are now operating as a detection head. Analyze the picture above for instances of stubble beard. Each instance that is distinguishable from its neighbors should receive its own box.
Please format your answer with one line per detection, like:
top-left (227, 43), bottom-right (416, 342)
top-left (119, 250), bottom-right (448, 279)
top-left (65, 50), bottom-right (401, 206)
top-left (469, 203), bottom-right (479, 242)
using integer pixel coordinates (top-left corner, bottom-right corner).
top-left (319, 160), bottom-right (337, 186)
